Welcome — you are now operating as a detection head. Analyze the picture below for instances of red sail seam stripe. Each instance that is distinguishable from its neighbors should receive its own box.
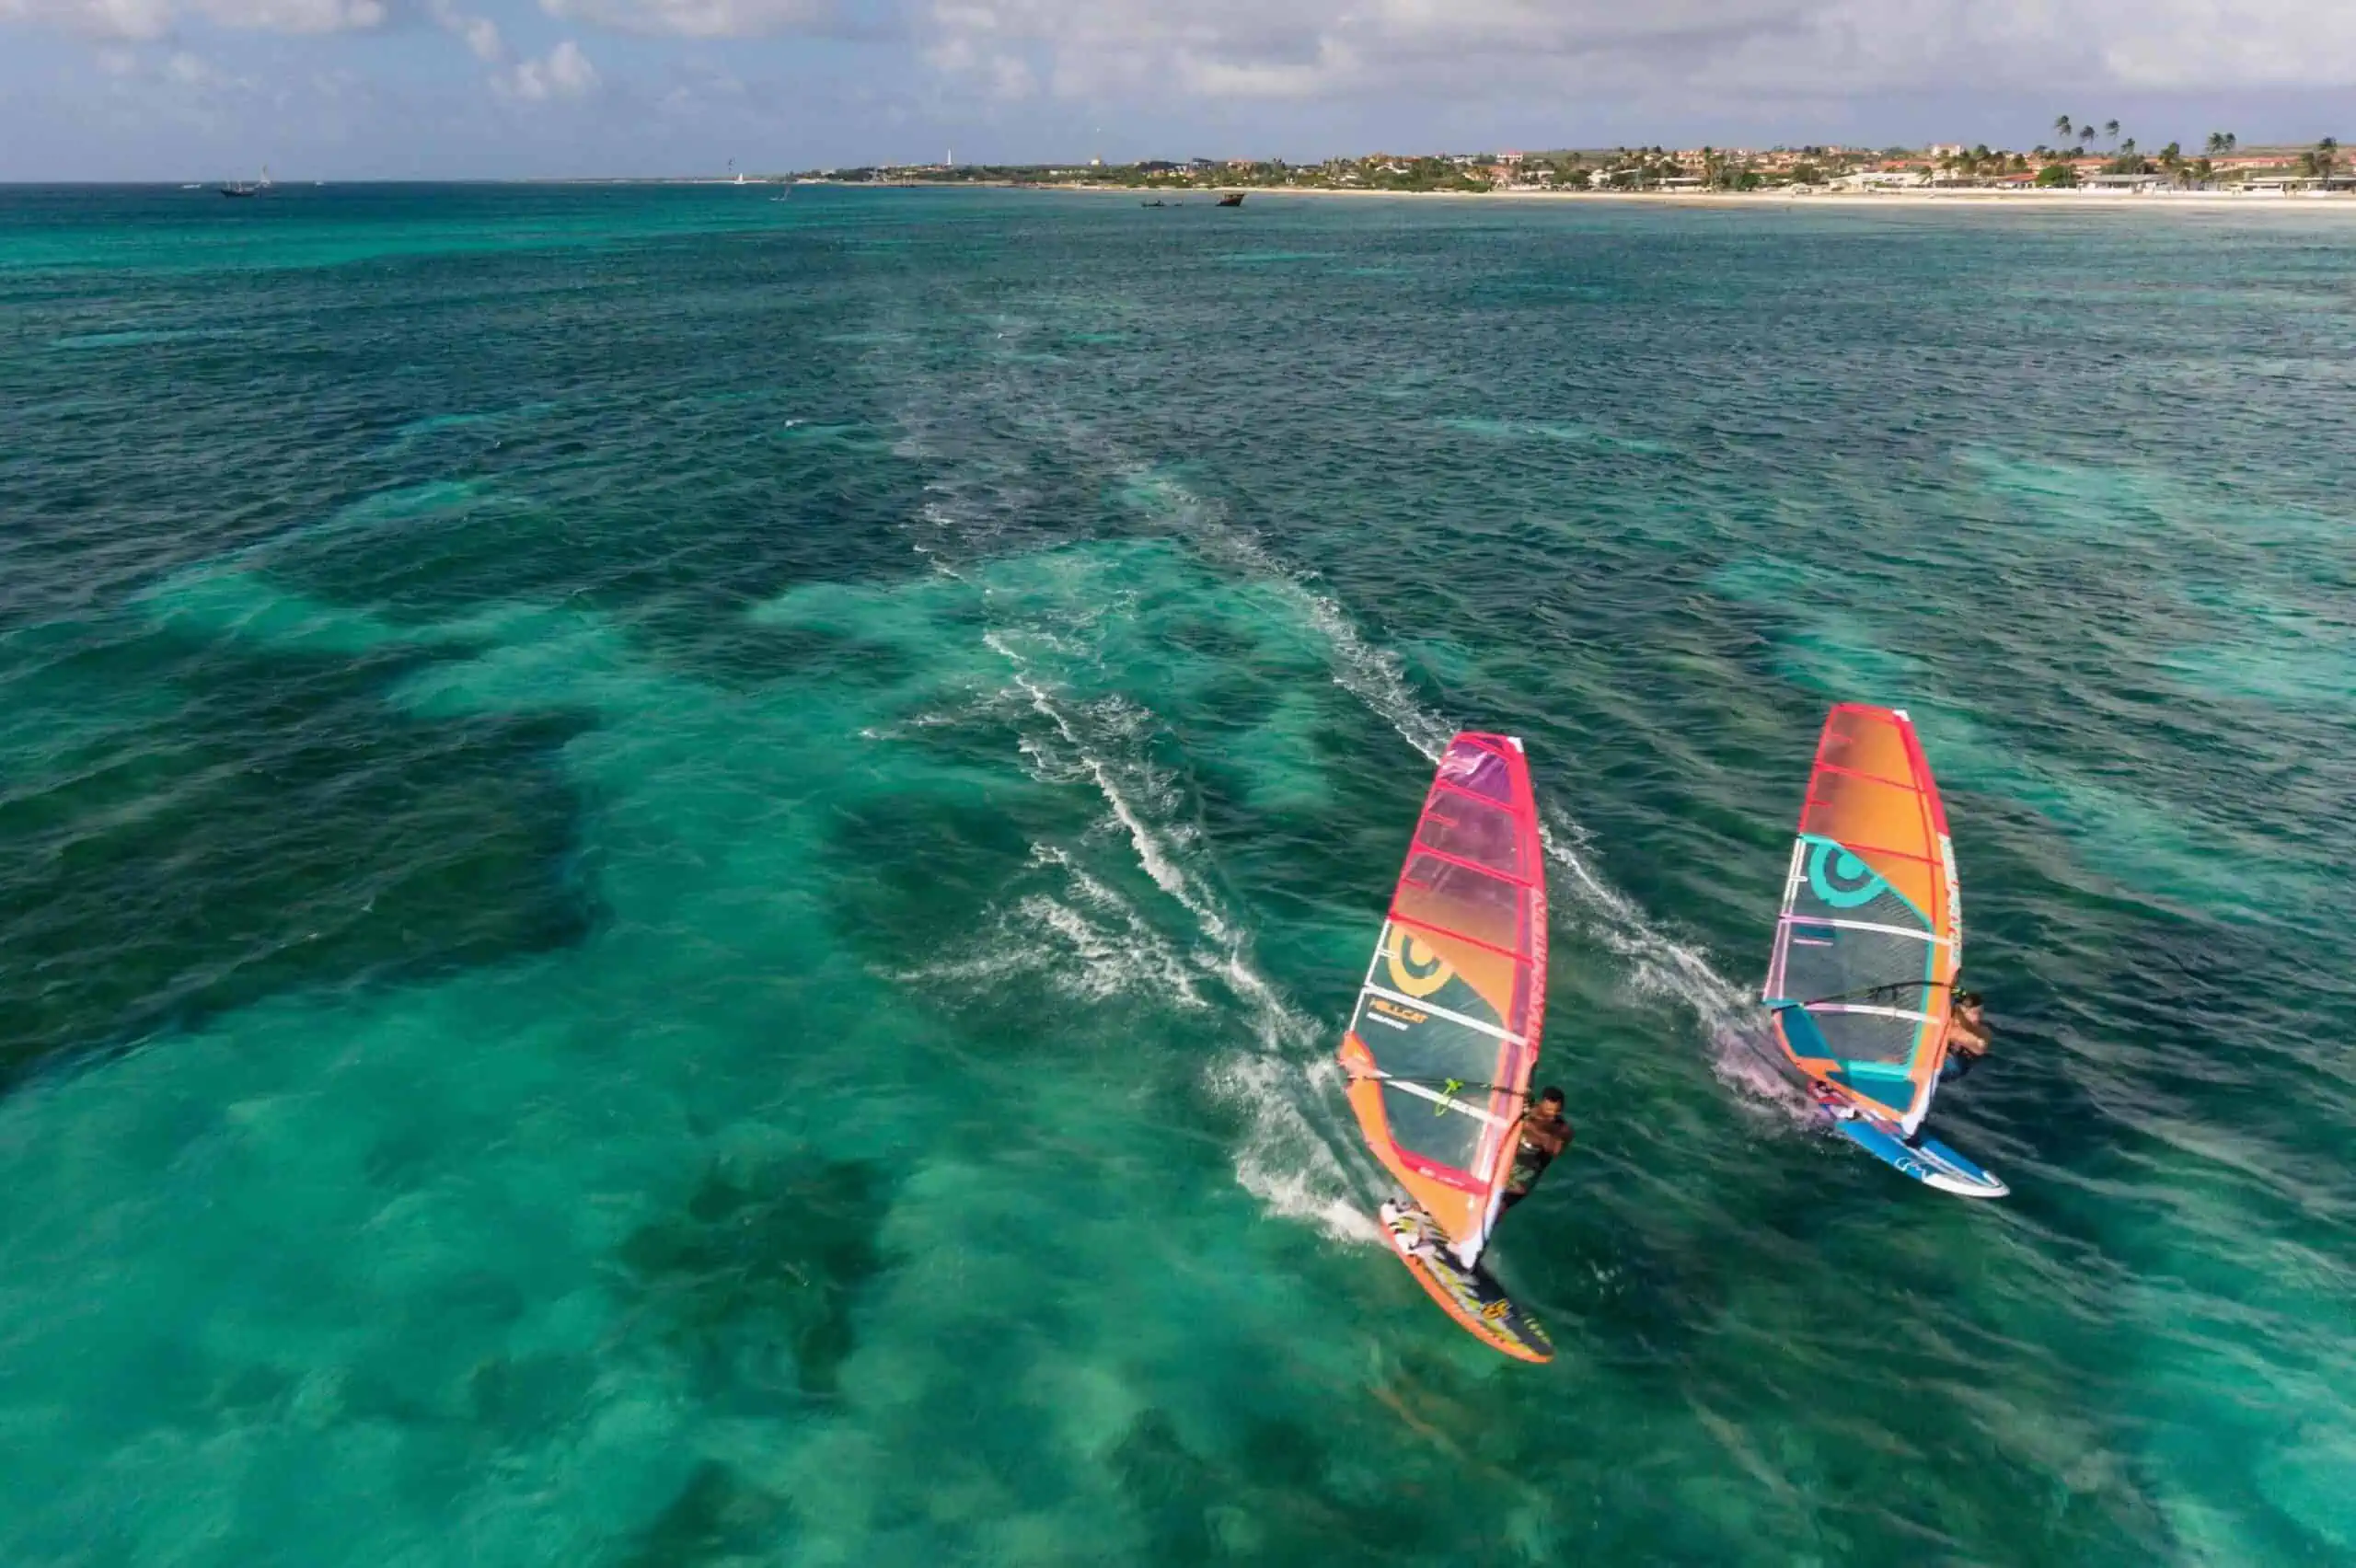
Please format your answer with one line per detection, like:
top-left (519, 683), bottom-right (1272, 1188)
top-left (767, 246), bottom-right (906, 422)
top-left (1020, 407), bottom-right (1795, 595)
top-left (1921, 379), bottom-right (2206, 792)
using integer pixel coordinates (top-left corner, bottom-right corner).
top-left (1426, 776), bottom-right (1539, 815)
top-left (1402, 838), bottom-right (1538, 889)
top-left (1791, 836), bottom-right (1938, 866)
top-left (1807, 757), bottom-right (1926, 793)
top-left (1385, 910), bottom-right (1534, 967)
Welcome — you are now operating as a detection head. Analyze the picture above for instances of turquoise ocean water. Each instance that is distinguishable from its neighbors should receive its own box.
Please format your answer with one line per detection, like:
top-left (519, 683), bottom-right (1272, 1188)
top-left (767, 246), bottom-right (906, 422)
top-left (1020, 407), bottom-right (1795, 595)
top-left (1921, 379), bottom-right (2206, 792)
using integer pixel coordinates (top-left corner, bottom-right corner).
top-left (3, 183), bottom-right (2353, 1565)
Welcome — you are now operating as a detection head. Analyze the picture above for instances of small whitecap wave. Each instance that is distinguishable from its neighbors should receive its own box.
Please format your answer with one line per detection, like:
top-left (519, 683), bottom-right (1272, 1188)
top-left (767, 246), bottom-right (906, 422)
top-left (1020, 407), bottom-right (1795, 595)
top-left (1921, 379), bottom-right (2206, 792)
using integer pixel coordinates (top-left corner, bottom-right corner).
top-left (1207, 1051), bottom-right (1382, 1245)
top-left (1536, 804), bottom-right (1804, 1117)
top-left (885, 844), bottom-right (1206, 1011)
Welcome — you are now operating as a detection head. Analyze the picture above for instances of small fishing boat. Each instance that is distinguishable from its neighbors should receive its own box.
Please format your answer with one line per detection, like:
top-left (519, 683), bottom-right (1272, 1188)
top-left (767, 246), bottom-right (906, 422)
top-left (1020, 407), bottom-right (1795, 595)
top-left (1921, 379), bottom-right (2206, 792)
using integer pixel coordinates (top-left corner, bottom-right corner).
top-left (218, 165), bottom-right (271, 198)
top-left (1217, 191), bottom-right (1245, 207)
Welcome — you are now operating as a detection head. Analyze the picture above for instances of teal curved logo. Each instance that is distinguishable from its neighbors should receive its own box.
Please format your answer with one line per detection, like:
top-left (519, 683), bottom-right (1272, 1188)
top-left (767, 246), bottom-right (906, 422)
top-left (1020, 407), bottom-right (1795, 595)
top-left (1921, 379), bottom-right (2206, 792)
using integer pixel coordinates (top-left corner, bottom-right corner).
top-left (1806, 838), bottom-right (1888, 909)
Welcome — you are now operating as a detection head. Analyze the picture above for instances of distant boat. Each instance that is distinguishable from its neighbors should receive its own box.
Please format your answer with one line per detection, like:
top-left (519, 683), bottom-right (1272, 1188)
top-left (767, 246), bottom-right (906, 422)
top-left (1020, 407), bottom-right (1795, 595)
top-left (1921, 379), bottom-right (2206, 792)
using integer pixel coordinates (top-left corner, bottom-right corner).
top-left (218, 164), bottom-right (271, 198)
top-left (1141, 199), bottom-right (1169, 207)
top-left (1217, 191), bottom-right (1245, 207)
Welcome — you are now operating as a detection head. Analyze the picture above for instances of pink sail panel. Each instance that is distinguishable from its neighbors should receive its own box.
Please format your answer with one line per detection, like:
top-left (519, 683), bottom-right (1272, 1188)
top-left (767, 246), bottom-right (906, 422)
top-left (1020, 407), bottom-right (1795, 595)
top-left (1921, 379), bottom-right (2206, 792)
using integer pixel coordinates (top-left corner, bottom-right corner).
top-left (1339, 733), bottom-right (1549, 1262)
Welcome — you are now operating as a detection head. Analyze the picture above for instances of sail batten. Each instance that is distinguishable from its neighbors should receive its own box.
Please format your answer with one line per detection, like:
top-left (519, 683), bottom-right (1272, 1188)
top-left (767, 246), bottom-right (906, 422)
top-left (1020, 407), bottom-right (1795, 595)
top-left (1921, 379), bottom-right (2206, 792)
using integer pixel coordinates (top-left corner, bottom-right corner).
top-left (1339, 732), bottom-right (1548, 1267)
top-left (1763, 704), bottom-right (1960, 1136)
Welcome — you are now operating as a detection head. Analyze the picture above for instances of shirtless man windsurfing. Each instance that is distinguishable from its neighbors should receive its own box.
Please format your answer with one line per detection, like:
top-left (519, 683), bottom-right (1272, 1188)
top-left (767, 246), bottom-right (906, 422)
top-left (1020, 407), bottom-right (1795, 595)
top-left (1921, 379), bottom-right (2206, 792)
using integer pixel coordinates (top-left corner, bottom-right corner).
top-left (1940, 989), bottom-right (1992, 1081)
top-left (1499, 1087), bottom-right (1573, 1213)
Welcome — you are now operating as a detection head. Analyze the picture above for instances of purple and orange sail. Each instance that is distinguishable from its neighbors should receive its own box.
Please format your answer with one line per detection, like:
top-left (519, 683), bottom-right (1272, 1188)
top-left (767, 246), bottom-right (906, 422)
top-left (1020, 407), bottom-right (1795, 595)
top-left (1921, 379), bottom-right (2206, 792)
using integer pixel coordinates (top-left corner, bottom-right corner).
top-left (1337, 733), bottom-right (1548, 1275)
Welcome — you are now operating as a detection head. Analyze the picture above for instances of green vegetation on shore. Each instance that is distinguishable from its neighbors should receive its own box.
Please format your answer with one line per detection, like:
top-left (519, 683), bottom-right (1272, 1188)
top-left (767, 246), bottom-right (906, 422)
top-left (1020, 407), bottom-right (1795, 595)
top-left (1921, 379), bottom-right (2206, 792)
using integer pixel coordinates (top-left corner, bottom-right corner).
top-left (789, 127), bottom-right (2348, 195)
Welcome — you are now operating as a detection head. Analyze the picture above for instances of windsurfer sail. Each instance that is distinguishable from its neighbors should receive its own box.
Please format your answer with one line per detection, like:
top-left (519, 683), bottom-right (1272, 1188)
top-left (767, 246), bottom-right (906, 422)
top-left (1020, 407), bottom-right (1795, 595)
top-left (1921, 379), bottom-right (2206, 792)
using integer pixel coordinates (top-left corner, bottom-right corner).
top-left (1338, 732), bottom-right (1553, 1360)
top-left (1761, 706), bottom-right (2005, 1198)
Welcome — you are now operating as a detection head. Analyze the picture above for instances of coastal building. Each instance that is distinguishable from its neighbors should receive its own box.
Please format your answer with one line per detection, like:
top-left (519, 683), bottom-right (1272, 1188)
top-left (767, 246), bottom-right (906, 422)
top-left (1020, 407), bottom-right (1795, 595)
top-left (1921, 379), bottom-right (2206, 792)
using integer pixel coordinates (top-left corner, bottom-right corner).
top-left (1837, 169), bottom-right (1930, 189)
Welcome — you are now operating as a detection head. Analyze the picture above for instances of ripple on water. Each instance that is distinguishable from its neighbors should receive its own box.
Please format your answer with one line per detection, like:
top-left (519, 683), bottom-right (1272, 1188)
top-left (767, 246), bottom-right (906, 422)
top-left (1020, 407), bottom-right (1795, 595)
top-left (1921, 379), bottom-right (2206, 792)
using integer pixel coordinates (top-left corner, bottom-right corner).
top-left (2, 186), bottom-right (2352, 1568)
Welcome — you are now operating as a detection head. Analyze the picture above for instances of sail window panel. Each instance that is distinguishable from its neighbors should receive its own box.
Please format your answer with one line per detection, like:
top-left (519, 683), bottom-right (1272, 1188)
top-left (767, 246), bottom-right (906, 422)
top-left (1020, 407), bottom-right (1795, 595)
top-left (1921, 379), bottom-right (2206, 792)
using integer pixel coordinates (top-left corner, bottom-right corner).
top-left (1395, 854), bottom-right (1525, 952)
top-left (1775, 921), bottom-right (1934, 1010)
top-left (1414, 794), bottom-right (1527, 880)
top-left (1352, 995), bottom-right (1497, 1174)
top-left (1808, 1008), bottom-right (1923, 1067)
top-left (1436, 739), bottom-right (1517, 803)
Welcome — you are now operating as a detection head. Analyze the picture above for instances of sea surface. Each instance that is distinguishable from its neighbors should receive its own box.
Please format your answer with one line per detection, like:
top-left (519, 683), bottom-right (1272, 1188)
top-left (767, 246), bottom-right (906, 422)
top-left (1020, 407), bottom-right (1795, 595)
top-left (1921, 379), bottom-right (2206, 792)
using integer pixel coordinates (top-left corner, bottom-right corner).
top-left (3, 182), bottom-right (2353, 1567)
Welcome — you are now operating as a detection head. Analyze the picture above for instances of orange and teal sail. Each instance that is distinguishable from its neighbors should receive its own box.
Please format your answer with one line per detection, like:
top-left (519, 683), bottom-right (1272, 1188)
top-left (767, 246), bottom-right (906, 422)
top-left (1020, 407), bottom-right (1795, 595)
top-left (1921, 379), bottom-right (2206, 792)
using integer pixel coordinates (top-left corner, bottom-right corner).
top-left (1338, 733), bottom-right (1547, 1270)
top-left (1763, 704), bottom-right (1961, 1135)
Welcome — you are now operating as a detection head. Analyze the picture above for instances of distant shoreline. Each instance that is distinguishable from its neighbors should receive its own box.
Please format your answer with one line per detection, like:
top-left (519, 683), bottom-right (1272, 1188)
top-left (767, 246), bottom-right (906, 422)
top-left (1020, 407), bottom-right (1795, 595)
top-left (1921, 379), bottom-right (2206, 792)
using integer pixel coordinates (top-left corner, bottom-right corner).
top-left (780, 178), bottom-right (2356, 213)
top-left (1026, 181), bottom-right (2356, 213)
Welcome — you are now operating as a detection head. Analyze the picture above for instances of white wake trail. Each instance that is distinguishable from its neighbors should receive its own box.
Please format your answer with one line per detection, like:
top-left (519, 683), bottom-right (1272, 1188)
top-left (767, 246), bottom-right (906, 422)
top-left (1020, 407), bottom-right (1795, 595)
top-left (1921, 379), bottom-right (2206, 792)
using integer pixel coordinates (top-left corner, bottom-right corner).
top-left (983, 625), bottom-right (1380, 1241)
top-left (1110, 468), bottom-right (1797, 1113)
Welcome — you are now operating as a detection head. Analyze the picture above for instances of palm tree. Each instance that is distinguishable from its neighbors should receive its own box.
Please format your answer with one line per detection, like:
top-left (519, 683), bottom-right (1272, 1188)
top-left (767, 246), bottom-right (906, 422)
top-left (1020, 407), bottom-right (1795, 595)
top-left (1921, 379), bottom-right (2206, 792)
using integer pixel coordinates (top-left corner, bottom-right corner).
top-left (2205, 132), bottom-right (2227, 156)
top-left (2054, 114), bottom-right (2074, 143)
top-left (2320, 137), bottom-right (2341, 183)
top-left (2104, 119), bottom-right (2120, 144)
top-left (2223, 133), bottom-right (2238, 154)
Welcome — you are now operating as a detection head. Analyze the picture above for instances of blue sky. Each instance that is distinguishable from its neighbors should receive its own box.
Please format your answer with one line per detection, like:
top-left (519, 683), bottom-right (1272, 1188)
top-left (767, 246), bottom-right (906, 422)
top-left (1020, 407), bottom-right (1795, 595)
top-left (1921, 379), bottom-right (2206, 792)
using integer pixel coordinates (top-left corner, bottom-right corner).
top-left (1, 0), bottom-right (2349, 179)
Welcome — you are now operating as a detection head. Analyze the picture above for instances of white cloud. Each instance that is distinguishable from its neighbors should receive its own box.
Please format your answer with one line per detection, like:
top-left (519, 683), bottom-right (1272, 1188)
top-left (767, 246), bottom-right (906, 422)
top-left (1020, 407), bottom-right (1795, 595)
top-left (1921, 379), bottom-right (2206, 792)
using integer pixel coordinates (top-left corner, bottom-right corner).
top-left (76, 39), bottom-right (252, 97)
top-left (537, 0), bottom-right (838, 40)
top-left (920, 29), bottom-right (1037, 98)
top-left (915, 0), bottom-right (2356, 102)
top-left (457, 11), bottom-right (501, 54)
top-left (497, 36), bottom-right (598, 99)
top-left (0, 0), bottom-right (381, 40)
top-left (163, 45), bottom-right (225, 82)
top-left (430, 0), bottom-right (505, 61)
top-left (2, 0), bottom-right (173, 38)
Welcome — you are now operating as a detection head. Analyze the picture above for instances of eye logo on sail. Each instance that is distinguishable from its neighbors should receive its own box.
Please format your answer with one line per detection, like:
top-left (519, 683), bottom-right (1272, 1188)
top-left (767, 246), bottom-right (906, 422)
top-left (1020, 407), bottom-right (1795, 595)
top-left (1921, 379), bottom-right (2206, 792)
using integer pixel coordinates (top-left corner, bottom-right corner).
top-left (1387, 929), bottom-right (1455, 998)
top-left (1806, 837), bottom-right (1889, 910)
